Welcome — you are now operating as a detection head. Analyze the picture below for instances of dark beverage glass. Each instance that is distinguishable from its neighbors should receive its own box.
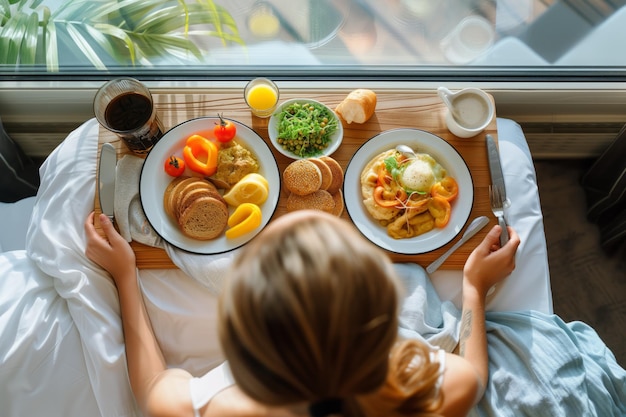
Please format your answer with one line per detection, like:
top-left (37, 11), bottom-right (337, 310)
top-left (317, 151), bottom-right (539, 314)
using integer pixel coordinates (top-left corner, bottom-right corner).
top-left (94, 78), bottom-right (164, 155)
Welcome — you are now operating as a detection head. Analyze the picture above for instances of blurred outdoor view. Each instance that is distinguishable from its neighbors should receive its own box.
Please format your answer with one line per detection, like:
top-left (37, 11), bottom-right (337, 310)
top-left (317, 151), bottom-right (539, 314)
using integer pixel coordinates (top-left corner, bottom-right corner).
top-left (2, 0), bottom-right (625, 76)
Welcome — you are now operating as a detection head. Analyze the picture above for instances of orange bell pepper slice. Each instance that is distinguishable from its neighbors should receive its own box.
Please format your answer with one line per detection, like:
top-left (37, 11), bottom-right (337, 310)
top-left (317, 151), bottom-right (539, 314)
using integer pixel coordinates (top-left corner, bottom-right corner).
top-left (183, 134), bottom-right (218, 176)
top-left (377, 164), bottom-right (392, 187)
top-left (428, 196), bottom-right (451, 228)
top-left (431, 176), bottom-right (459, 201)
top-left (374, 185), bottom-right (407, 208)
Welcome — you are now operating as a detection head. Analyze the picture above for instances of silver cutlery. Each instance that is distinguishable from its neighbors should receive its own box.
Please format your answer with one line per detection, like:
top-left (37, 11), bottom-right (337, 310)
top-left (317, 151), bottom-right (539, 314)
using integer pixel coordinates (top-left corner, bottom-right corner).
top-left (98, 143), bottom-right (117, 222)
top-left (486, 134), bottom-right (509, 246)
top-left (395, 144), bottom-right (417, 159)
top-left (426, 216), bottom-right (490, 274)
top-left (489, 185), bottom-right (509, 246)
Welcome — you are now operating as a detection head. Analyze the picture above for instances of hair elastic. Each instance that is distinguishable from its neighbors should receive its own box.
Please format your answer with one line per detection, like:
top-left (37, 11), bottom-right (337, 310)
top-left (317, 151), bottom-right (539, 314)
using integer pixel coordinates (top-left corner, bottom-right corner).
top-left (308, 398), bottom-right (343, 417)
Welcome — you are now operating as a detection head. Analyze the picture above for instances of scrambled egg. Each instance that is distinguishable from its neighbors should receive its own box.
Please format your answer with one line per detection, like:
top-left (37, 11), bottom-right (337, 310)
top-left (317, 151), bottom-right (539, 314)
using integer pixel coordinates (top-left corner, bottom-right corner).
top-left (211, 141), bottom-right (259, 188)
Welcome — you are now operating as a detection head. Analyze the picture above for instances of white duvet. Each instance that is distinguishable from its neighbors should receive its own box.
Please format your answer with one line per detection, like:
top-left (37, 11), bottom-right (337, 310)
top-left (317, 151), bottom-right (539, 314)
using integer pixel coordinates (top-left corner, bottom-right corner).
top-left (0, 118), bottom-right (552, 416)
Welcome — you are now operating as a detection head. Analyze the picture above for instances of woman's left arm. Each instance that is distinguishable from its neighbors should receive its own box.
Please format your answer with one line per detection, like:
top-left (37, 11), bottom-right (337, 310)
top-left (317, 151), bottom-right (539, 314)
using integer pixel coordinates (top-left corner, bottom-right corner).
top-left (84, 212), bottom-right (194, 417)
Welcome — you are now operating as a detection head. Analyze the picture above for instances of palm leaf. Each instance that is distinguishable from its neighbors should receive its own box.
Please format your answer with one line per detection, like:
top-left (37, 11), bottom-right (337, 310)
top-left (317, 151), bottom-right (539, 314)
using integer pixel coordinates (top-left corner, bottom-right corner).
top-left (65, 22), bottom-right (106, 69)
top-left (0, 12), bottom-right (27, 64)
top-left (93, 22), bottom-right (136, 65)
top-left (44, 14), bottom-right (58, 71)
top-left (18, 11), bottom-right (37, 65)
top-left (1, 0), bottom-right (245, 71)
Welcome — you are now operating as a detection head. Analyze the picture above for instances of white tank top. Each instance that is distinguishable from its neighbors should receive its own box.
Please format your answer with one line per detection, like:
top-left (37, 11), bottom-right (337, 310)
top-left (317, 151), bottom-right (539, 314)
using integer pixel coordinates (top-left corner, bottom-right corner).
top-left (189, 351), bottom-right (445, 417)
top-left (189, 362), bottom-right (235, 417)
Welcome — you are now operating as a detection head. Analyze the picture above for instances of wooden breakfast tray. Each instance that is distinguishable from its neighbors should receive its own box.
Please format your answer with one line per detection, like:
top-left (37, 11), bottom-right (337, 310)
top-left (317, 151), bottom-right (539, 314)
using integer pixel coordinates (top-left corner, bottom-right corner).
top-left (96, 90), bottom-right (497, 269)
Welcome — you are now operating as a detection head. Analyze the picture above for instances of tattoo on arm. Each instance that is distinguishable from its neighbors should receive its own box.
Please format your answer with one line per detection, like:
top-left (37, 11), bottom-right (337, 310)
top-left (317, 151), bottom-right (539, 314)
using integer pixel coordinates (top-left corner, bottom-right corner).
top-left (459, 309), bottom-right (473, 357)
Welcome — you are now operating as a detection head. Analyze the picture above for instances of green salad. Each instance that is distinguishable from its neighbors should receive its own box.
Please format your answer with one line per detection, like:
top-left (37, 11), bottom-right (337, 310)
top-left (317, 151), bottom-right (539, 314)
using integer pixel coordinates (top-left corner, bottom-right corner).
top-left (275, 101), bottom-right (339, 158)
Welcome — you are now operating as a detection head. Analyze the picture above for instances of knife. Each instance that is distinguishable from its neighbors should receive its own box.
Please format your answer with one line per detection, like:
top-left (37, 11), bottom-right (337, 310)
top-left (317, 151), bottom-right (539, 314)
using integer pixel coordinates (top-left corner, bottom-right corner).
top-left (486, 134), bottom-right (509, 245)
top-left (98, 143), bottom-right (117, 222)
top-left (426, 215), bottom-right (490, 274)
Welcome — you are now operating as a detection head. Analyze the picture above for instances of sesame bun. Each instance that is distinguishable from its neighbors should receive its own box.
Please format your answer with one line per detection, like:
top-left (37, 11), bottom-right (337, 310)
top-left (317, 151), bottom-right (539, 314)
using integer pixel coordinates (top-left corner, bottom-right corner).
top-left (308, 157), bottom-right (334, 191)
top-left (319, 156), bottom-right (344, 195)
top-left (286, 190), bottom-right (335, 213)
top-left (331, 190), bottom-right (344, 217)
top-left (283, 159), bottom-right (323, 196)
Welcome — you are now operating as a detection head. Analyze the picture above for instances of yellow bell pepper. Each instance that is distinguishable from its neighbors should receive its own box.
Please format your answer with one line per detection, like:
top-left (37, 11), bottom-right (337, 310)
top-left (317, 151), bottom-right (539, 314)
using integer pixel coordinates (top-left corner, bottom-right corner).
top-left (183, 134), bottom-right (218, 176)
top-left (225, 203), bottom-right (262, 239)
top-left (428, 196), bottom-right (451, 228)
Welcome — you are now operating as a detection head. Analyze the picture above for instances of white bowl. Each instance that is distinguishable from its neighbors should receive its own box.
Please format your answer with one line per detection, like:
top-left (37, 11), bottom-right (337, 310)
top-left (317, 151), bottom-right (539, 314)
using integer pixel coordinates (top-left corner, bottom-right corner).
top-left (268, 98), bottom-right (343, 159)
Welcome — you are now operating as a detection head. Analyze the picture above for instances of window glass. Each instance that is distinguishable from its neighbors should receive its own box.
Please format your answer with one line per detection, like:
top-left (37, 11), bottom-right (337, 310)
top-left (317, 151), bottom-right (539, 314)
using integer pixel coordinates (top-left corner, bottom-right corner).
top-left (1, 0), bottom-right (625, 77)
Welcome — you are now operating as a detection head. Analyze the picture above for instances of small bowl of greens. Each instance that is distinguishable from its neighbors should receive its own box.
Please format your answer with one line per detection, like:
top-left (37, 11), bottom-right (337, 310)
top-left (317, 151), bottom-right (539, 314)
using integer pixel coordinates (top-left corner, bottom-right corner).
top-left (268, 98), bottom-right (343, 159)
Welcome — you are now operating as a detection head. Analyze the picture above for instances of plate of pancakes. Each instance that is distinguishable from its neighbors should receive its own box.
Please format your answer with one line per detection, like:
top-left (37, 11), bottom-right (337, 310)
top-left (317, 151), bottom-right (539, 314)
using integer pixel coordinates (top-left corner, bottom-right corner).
top-left (282, 156), bottom-right (345, 217)
top-left (140, 117), bottom-right (281, 254)
top-left (343, 128), bottom-right (474, 255)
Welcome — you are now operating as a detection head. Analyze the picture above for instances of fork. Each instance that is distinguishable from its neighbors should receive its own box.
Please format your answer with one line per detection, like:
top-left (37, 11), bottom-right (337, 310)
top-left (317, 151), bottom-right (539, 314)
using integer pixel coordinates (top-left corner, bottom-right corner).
top-left (489, 185), bottom-right (509, 246)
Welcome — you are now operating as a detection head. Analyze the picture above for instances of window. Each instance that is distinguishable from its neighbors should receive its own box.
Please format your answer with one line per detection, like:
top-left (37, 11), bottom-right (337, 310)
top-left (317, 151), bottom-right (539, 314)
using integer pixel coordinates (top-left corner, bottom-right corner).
top-left (2, 0), bottom-right (626, 159)
top-left (2, 0), bottom-right (626, 79)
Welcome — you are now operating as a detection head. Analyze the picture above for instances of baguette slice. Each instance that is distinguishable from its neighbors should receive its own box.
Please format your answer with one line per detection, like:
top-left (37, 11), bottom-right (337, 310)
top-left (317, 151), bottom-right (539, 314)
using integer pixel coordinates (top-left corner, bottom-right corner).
top-left (178, 196), bottom-right (229, 240)
top-left (335, 89), bottom-right (377, 124)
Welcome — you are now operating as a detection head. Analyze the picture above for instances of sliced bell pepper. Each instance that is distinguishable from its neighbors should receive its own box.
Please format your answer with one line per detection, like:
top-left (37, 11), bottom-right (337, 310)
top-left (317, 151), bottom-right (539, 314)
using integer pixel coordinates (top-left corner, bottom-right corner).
top-left (428, 196), bottom-right (451, 228)
top-left (377, 164), bottom-right (392, 187)
top-left (405, 194), bottom-right (430, 211)
top-left (431, 176), bottom-right (459, 201)
top-left (183, 134), bottom-right (218, 176)
top-left (374, 185), bottom-right (407, 208)
top-left (225, 203), bottom-right (263, 239)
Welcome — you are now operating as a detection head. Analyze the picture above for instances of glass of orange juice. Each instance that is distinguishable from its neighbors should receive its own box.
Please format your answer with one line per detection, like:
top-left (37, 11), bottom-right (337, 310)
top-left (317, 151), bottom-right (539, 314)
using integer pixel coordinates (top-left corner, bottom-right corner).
top-left (244, 78), bottom-right (279, 118)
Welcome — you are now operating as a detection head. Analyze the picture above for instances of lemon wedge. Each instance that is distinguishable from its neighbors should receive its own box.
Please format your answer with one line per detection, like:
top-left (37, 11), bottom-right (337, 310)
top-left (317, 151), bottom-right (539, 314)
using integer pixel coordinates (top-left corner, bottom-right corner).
top-left (223, 173), bottom-right (269, 206)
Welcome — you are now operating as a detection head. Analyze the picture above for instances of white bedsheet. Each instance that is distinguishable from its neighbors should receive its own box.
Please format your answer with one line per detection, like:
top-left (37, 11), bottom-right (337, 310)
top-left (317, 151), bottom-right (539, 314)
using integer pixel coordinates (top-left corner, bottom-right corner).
top-left (0, 118), bottom-right (551, 416)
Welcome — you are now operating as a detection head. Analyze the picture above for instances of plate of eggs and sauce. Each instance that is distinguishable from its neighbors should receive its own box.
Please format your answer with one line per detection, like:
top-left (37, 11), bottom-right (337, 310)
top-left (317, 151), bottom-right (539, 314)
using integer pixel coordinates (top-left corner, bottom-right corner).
top-left (343, 128), bottom-right (474, 255)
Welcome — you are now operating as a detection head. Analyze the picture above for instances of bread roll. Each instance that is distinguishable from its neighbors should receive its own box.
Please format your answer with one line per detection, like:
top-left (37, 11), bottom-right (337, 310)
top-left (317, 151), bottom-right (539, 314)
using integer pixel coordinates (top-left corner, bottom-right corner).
top-left (283, 160), bottom-right (322, 196)
top-left (335, 89), bottom-right (377, 124)
top-left (287, 190), bottom-right (335, 213)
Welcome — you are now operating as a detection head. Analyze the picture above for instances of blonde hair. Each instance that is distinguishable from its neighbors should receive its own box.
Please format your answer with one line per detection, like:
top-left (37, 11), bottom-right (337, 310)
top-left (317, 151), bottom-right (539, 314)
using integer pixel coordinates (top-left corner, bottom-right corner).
top-left (360, 339), bottom-right (443, 417)
top-left (218, 210), bottom-right (441, 416)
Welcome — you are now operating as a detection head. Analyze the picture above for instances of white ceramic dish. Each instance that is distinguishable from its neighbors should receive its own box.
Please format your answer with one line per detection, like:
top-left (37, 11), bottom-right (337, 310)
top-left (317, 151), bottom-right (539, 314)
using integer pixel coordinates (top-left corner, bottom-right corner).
top-left (343, 128), bottom-right (474, 255)
top-left (268, 98), bottom-right (343, 159)
top-left (140, 117), bottom-right (281, 254)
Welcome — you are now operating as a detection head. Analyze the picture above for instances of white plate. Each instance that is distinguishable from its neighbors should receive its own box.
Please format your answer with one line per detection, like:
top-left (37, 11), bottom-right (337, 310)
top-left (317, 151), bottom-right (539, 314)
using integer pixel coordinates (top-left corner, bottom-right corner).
top-left (344, 128), bottom-right (474, 255)
top-left (268, 98), bottom-right (343, 159)
top-left (140, 117), bottom-right (281, 254)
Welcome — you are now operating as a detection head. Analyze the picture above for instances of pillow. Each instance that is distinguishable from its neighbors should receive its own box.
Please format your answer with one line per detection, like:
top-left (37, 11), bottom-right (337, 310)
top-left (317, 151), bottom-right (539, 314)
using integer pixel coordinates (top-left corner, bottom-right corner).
top-left (0, 116), bottom-right (40, 203)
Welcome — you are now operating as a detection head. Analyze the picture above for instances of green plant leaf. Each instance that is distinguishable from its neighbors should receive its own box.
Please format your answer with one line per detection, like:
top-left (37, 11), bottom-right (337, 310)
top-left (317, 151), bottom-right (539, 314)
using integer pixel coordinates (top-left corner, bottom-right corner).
top-left (93, 22), bottom-right (136, 65)
top-left (44, 16), bottom-right (58, 71)
top-left (65, 22), bottom-right (106, 70)
top-left (1, 12), bottom-right (27, 65)
top-left (2, 0), bottom-right (245, 71)
top-left (18, 11), bottom-right (37, 65)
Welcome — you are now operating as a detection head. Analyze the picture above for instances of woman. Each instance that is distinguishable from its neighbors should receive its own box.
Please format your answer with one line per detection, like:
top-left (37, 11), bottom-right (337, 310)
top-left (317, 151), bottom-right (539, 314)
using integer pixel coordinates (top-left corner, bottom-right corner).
top-left (84, 209), bottom-right (520, 417)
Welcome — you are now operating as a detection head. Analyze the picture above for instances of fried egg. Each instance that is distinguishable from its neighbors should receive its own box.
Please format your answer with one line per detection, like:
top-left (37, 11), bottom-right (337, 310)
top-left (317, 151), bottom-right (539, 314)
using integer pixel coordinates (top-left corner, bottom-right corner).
top-left (400, 154), bottom-right (446, 193)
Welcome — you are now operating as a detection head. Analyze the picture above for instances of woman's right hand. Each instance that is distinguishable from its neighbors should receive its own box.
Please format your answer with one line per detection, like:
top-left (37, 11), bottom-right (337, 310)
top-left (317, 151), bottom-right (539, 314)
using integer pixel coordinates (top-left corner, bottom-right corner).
top-left (463, 225), bottom-right (520, 296)
top-left (84, 212), bottom-right (137, 285)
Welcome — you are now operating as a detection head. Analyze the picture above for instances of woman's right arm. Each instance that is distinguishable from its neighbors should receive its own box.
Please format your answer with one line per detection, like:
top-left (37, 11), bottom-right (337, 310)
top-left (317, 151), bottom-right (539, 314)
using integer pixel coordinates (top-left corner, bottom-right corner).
top-left (437, 225), bottom-right (520, 416)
